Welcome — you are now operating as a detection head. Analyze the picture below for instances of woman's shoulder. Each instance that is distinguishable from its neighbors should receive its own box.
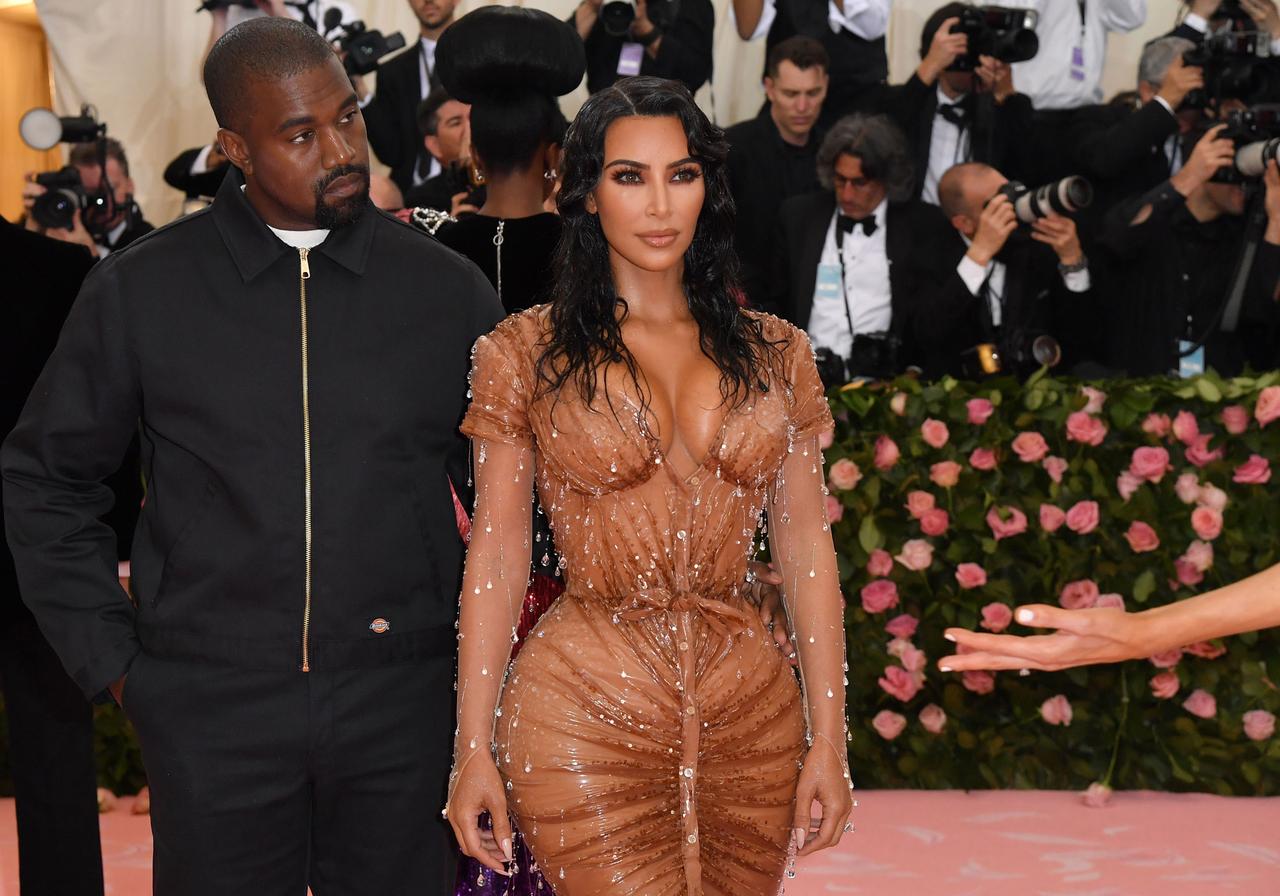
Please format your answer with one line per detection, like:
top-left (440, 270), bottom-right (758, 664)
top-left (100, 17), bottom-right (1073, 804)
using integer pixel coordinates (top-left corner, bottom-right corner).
top-left (478, 304), bottom-right (554, 358)
top-left (741, 309), bottom-right (814, 360)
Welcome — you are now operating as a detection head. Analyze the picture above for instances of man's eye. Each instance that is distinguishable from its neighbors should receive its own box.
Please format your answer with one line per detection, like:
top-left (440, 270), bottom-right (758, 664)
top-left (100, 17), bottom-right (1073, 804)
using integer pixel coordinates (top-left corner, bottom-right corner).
top-left (291, 131), bottom-right (313, 144)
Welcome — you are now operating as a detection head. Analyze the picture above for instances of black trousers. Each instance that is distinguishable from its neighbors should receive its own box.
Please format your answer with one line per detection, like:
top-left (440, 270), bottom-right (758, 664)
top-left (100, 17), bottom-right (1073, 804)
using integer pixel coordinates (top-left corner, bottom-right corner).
top-left (0, 611), bottom-right (105, 896)
top-left (124, 652), bottom-right (456, 895)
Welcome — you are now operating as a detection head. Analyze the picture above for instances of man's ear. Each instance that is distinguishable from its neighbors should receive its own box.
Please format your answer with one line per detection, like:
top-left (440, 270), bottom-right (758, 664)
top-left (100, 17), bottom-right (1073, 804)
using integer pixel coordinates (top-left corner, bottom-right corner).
top-left (218, 127), bottom-right (251, 175)
top-left (424, 134), bottom-right (442, 163)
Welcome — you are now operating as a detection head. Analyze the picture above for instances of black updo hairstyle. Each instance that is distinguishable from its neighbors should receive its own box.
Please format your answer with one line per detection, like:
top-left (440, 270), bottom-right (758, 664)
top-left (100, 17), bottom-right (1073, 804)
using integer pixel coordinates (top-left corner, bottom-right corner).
top-left (536, 76), bottom-right (785, 414)
top-left (435, 7), bottom-right (583, 176)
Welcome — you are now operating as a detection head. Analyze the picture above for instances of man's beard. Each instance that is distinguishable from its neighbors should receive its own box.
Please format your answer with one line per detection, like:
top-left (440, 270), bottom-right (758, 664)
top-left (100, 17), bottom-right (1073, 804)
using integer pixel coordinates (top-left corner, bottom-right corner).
top-left (313, 164), bottom-right (370, 229)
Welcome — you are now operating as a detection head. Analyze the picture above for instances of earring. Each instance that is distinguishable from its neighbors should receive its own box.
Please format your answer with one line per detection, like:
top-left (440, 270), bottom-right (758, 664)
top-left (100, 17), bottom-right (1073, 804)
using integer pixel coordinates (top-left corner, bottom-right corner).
top-left (469, 159), bottom-right (485, 186)
top-left (543, 169), bottom-right (557, 182)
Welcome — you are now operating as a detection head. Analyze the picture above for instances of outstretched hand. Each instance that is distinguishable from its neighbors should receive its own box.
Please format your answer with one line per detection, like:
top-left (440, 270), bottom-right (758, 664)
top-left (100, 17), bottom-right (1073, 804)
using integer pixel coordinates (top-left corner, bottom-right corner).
top-left (938, 604), bottom-right (1151, 672)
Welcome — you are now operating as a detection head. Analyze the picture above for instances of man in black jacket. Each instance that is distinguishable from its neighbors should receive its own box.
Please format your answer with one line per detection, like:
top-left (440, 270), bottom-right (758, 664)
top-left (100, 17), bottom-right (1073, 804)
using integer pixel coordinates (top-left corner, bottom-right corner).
top-left (767, 113), bottom-right (963, 380)
top-left (726, 36), bottom-right (829, 308)
top-left (2, 19), bottom-right (501, 895)
top-left (572, 0), bottom-right (714, 95)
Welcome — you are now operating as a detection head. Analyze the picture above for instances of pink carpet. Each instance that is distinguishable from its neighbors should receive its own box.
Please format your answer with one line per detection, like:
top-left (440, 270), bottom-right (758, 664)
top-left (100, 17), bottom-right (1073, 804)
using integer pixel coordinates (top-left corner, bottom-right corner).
top-left (2, 791), bottom-right (1278, 895)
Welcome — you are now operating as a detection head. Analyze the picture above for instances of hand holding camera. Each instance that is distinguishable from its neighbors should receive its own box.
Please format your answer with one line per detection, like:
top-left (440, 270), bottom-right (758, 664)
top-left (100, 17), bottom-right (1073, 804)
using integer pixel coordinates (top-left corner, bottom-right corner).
top-left (44, 208), bottom-right (99, 256)
top-left (1157, 54), bottom-right (1205, 111)
top-left (1264, 159), bottom-right (1280, 243)
top-left (967, 193), bottom-right (1017, 267)
top-left (1030, 215), bottom-right (1084, 267)
top-left (974, 55), bottom-right (1015, 105)
top-left (1240, 0), bottom-right (1280, 36)
top-left (1172, 123), bottom-right (1237, 195)
top-left (918, 16), bottom-right (967, 84)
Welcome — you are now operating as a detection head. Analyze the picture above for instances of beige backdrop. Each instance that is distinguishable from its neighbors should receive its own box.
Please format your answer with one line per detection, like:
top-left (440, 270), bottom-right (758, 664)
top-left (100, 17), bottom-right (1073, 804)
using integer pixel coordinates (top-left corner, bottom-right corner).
top-left (32, 0), bottom-right (1187, 225)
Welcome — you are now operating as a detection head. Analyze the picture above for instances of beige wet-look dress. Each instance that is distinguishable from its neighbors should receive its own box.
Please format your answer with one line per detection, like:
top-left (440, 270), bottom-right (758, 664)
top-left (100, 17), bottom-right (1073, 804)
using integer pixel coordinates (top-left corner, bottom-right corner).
top-left (454, 308), bottom-right (850, 896)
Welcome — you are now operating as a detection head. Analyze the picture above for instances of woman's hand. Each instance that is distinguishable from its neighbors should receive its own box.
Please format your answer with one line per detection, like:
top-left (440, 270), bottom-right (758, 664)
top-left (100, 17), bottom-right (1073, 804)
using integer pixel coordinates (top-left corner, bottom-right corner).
top-left (445, 752), bottom-right (513, 875)
top-left (792, 734), bottom-right (853, 857)
top-left (939, 604), bottom-right (1151, 672)
top-left (748, 560), bottom-right (796, 663)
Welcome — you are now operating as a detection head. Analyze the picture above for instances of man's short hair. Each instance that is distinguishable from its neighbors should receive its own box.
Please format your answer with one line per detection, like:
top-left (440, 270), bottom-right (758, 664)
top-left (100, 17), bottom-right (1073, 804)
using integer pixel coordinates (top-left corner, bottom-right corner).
top-left (417, 87), bottom-right (454, 139)
top-left (816, 114), bottom-right (914, 200)
top-left (69, 138), bottom-right (129, 177)
top-left (203, 17), bottom-right (339, 131)
top-left (937, 161), bottom-right (992, 219)
top-left (1139, 36), bottom-right (1195, 88)
top-left (920, 2), bottom-right (968, 59)
top-left (765, 36), bottom-right (829, 80)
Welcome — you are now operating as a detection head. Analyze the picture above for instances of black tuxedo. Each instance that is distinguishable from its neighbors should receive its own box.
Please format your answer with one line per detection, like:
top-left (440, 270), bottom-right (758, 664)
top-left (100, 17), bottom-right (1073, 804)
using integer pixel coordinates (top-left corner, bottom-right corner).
top-left (579, 0), bottom-right (714, 95)
top-left (364, 43), bottom-right (433, 194)
top-left (766, 191), bottom-right (963, 373)
top-left (1072, 100), bottom-right (1181, 233)
top-left (725, 112), bottom-right (822, 308)
top-left (163, 146), bottom-right (230, 200)
top-left (878, 75), bottom-right (1035, 201)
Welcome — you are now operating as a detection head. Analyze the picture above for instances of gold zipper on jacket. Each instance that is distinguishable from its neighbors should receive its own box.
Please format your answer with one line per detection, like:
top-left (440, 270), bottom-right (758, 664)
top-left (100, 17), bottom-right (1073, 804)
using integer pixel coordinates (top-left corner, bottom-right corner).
top-left (298, 247), bottom-right (313, 672)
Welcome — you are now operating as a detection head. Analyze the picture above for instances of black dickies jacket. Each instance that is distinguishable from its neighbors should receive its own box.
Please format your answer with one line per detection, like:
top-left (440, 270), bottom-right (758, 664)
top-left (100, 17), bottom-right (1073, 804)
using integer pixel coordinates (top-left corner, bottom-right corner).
top-left (2, 169), bottom-right (502, 699)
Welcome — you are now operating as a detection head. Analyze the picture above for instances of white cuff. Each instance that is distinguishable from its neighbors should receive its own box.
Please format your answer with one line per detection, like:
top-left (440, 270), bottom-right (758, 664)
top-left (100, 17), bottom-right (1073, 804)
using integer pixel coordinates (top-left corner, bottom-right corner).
top-left (358, 90), bottom-right (375, 110)
top-left (1063, 267), bottom-right (1091, 293)
top-left (958, 254), bottom-right (992, 295)
top-left (190, 143), bottom-right (215, 175)
top-left (1272, 36), bottom-right (1280, 57)
top-left (1183, 13), bottom-right (1208, 33)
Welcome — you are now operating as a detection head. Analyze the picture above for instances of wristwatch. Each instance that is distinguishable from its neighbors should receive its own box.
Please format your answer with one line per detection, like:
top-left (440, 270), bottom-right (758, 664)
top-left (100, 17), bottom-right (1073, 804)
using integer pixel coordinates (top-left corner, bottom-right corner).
top-left (1058, 255), bottom-right (1088, 275)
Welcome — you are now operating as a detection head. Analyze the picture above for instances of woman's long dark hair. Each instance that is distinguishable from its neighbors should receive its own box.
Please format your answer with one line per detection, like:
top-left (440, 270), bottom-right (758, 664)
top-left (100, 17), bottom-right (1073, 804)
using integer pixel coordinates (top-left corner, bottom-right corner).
top-left (536, 76), bottom-right (784, 414)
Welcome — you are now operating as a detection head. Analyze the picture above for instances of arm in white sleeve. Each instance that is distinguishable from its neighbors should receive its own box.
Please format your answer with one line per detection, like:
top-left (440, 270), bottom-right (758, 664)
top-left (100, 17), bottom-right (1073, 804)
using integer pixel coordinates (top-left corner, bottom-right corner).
top-left (827, 0), bottom-right (890, 40)
top-left (1099, 0), bottom-right (1147, 32)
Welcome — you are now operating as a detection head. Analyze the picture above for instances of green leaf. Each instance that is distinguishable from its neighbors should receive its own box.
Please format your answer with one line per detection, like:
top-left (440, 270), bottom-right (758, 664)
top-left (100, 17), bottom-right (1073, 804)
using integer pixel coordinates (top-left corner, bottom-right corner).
top-left (858, 515), bottom-right (884, 553)
top-left (1133, 569), bottom-right (1156, 605)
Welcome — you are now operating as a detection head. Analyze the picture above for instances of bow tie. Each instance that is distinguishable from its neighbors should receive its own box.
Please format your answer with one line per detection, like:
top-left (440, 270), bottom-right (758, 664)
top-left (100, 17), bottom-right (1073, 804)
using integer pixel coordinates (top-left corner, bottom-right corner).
top-left (838, 214), bottom-right (877, 238)
top-left (937, 101), bottom-right (971, 128)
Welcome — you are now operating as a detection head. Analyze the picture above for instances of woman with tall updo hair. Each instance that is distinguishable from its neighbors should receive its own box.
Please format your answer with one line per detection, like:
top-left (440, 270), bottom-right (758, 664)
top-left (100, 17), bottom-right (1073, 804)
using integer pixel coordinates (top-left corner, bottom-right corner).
top-left (425, 7), bottom-right (582, 315)
top-left (446, 75), bottom-right (854, 894)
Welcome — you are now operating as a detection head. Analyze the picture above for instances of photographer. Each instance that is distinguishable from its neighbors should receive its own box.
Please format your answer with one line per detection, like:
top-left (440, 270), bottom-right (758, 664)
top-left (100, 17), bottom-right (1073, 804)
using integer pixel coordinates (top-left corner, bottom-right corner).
top-left (1098, 123), bottom-right (1280, 375)
top-left (360, 0), bottom-right (459, 194)
top-left (22, 138), bottom-right (153, 259)
top-left (879, 4), bottom-right (1035, 206)
top-left (929, 162), bottom-right (1101, 377)
top-left (768, 113), bottom-right (962, 383)
top-left (164, 138), bottom-right (233, 203)
top-left (201, 0), bottom-right (359, 67)
top-left (402, 87), bottom-right (476, 214)
top-left (572, 0), bottom-right (714, 95)
top-left (1073, 37), bottom-right (1201, 226)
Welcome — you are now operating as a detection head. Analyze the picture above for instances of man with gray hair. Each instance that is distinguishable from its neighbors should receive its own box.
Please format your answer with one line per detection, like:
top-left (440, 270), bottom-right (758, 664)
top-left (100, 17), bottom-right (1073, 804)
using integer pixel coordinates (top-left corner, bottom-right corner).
top-left (1072, 36), bottom-right (1203, 224)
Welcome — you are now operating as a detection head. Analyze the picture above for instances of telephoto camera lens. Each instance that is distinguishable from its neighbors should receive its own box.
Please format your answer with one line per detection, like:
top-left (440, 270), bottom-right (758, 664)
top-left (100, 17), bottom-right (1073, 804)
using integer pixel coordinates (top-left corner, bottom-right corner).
top-left (1009, 176), bottom-right (1093, 223)
top-left (1235, 137), bottom-right (1280, 177)
top-left (600, 0), bottom-right (636, 36)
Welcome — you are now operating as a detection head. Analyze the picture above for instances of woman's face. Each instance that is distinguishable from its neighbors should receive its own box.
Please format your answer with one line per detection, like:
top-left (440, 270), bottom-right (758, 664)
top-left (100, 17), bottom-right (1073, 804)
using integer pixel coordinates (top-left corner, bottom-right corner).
top-left (586, 114), bottom-right (705, 275)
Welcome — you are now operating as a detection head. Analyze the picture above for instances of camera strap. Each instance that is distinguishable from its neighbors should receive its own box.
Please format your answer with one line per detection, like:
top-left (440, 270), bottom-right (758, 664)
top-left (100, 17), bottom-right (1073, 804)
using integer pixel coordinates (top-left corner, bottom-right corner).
top-left (1220, 187), bottom-right (1268, 333)
top-left (834, 222), bottom-right (858, 349)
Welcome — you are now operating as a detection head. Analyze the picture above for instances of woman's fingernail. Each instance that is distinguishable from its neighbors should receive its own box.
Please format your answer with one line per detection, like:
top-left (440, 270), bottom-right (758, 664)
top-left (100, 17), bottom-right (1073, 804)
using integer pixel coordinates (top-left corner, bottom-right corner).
top-left (1016, 609), bottom-right (1034, 623)
top-left (944, 632), bottom-right (957, 642)
top-left (939, 665), bottom-right (953, 673)
top-left (502, 837), bottom-right (512, 861)
top-left (793, 827), bottom-right (805, 851)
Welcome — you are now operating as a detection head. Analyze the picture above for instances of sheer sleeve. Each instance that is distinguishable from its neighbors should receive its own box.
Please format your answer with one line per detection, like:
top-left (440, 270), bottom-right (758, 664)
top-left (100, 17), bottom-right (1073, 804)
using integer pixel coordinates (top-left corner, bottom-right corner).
top-left (783, 326), bottom-right (835, 445)
top-left (767, 336), bottom-right (850, 787)
top-left (449, 325), bottom-right (536, 797)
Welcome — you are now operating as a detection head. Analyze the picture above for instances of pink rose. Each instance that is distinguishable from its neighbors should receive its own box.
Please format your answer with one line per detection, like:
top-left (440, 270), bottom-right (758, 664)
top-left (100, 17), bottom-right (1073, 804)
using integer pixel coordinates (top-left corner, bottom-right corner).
top-left (905, 490), bottom-right (936, 519)
top-left (818, 426), bottom-right (835, 450)
top-left (919, 704), bottom-right (947, 734)
top-left (1012, 431), bottom-right (1050, 463)
top-left (962, 670), bottom-right (995, 695)
top-left (1184, 540), bottom-right (1214, 573)
top-left (872, 710), bottom-right (907, 740)
top-left (1196, 483), bottom-right (1228, 511)
top-left (1060, 579), bottom-right (1100, 610)
top-left (1043, 456), bottom-right (1068, 483)
top-left (867, 549), bottom-right (894, 577)
top-left (1116, 471), bottom-right (1142, 502)
top-left (884, 613), bottom-right (918, 640)
top-left (921, 418), bottom-right (950, 449)
top-left (1175, 558), bottom-right (1205, 587)
top-left (1095, 593), bottom-right (1126, 610)
top-left (1182, 688), bottom-right (1217, 719)
top-left (1124, 521), bottom-right (1160, 553)
top-left (895, 539), bottom-right (934, 572)
top-left (1066, 500), bottom-right (1100, 535)
top-left (1149, 648), bottom-right (1183, 669)
top-left (824, 495), bottom-right (844, 524)
top-left (1066, 411), bottom-right (1107, 446)
top-left (1186, 434), bottom-right (1224, 468)
top-left (1039, 504), bottom-right (1067, 533)
top-left (980, 602), bottom-right (1013, 632)
top-left (860, 579), bottom-right (900, 614)
top-left (1142, 413), bottom-right (1172, 438)
top-left (1081, 386), bottom-right (1107, 415)
top-left (1191, 506), bottom-right (1223, 541)
top-left (1175, 473), bottom-right (1202, 504)
top-left (1254, 385), bottom-right (1280, 427)
top-left (1222, 404), bottom-right (1250, 435)
top-left (1234, 454), bottom-right (1271, 485)
top-left (886, 638), bottom-right (912, 659)
top-left (828, 457), bottom-right (862, 491)
top-left (967, 398), bottom-right (995, 425)
top-left (1130, 446), bottom-right (1172, 483)
top-left (874, 434), bottom-right (901, 471)
top-left (930, 460), bottom-right (963, 488)
top-left (879, 665), bottom-right (922, 702)
top-left (956, 563), bottom-right (988, 590)
top-left (1040, 695), bottom-right (1073, 726)
top-left (970, 447), bottom-right (997, 471)
top-left (899, 644), bottom-right (927, 674)
top-left (1172, 410), bottom-right (1200, 445)
top-left (889, 391), bottom-right (909, 416)
top-left (1244, 709), bottom-right (1277, 741)
top-left (1081, 782), bottom-right (1112, 809)
top-left (1150, 671), bottom-right (1180, 699)
top-left (920, 508), bottom-right (950, 537)
top-left (987, 505), bottom-right (1028, 540)
top-left (1183, 640), bottom-right (1226, 659)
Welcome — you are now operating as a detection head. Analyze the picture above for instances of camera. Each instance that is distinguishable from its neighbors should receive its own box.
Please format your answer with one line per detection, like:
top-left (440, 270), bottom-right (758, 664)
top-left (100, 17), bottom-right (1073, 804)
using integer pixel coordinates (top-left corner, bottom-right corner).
top-left (599, 0), bottom-right (682, 38)
top-left (996, 177), bottom-right (1094, 223)
top-left (322, 11), bottom-right (406, 76)
top-left (19, 105), bottom-right (120, 236)
top-left (813, 333), bottom-right (902, 388)
top-left (1183, 30), bottom-right (1272, 108)
top-left (1216, 104), bottom-right (1280, 180)
top-left (963, 331), bottom-right (1061, 379)
top-left (948, 6), bottom-right (1039, 72)
top-left (30, 167), bottom-right (87, 231)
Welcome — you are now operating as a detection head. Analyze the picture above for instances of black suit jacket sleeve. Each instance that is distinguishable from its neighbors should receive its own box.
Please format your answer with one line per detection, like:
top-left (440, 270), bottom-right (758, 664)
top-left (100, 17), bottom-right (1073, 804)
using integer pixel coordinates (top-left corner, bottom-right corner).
top-left (364, 49), bottom-right (421, 187)
top-left (1074, 102), bottom-right (1178, 180)
top-left (1, 259), bottom-right (142, 699)
top-left (1100, 180), bottom-right (1185, 260)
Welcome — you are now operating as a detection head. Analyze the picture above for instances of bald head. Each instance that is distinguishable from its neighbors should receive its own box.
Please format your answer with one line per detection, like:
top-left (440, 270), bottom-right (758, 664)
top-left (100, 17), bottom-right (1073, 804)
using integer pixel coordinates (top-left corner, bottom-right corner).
top-left (938, 162), bottom-right (1006, 222)
top-left (204, 16), bottom-right (338, 132)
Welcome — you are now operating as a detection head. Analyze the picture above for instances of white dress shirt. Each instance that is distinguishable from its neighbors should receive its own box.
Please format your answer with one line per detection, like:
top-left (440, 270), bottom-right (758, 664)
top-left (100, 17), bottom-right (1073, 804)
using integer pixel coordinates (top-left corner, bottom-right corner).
top-left (1005, 0), bottom-right (1147, 110)
top-left (1183, 13), bottom-right (1280, 56)
top-left (418, 37), bottom-right (438, 99)
top-left (922, 86), bottom-right (972, 206)
top-left (956, 243), bottom-right (1091, 328)
top-left (731, 0), bottom-right (889, 42)
top-left (808, 199), bottom-right (893, 358)
top-left (1150, 96), bottom-right (1184, 175)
